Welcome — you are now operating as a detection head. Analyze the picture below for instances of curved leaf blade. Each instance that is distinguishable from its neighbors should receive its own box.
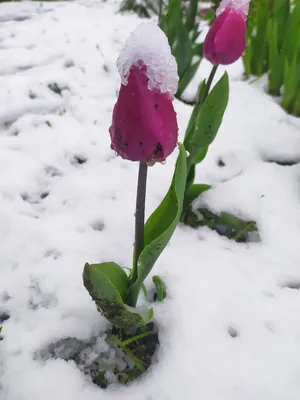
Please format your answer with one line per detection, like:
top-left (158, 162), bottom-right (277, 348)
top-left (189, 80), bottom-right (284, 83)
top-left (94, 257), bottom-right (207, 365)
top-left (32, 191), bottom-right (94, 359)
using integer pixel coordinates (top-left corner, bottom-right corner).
top-left (186, 0), bottom-right (198, 33)
top-left (83, 262), bottom-right (153, 330)
top-left (152, 275), bottom-right (167, 302)
top-left (184, 72), bottom-right (229, 170)
top-left (177, 60), bottom-right (201, 98)
top-left (184, 183), bottom-right (211, 210)
top-left (173, 19), bottom-right (193, 78)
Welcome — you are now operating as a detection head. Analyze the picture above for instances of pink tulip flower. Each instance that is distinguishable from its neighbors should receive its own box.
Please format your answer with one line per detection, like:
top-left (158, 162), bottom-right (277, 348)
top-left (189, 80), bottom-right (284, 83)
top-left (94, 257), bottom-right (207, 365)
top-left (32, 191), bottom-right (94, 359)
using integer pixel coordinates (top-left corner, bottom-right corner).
top-left (109, 63), bottom-right (178, 162)
top-left (204, 0), bottom-right (250, 65)
top-left (109, 22), bottom-right (179, 163)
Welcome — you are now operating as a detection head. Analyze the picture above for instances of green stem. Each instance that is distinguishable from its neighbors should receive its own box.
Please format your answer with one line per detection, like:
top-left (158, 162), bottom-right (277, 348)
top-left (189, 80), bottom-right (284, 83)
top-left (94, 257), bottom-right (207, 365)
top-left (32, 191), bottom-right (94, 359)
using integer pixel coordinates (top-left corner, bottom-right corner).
top-left (111, 335), bottom-right (145, 372)
top-left (131, 162), bottom-right (148, 286)
top-left (158, 0), bottom-right (163, 24)
top-left (122, 330), bottom-right (154, 347)
top-left (200, 64), bottom-right (219, 105)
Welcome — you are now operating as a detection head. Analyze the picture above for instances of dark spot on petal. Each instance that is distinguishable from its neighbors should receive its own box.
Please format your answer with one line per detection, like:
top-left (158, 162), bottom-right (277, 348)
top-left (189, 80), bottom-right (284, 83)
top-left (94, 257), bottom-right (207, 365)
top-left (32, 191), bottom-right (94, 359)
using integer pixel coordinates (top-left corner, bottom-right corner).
top-left (154, 103), bottom-right (159, 109)
top-left (139, 141), bottom-right (143, 147)
top-left (154, 143), bottom-right (163, 158)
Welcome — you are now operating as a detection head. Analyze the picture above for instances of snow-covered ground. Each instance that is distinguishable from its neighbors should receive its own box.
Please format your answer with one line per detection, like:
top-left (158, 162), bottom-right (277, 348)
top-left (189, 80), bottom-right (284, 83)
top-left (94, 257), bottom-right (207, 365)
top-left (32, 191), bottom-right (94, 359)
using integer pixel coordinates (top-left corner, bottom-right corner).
top-left (1, 1), bottom-right (300, 399)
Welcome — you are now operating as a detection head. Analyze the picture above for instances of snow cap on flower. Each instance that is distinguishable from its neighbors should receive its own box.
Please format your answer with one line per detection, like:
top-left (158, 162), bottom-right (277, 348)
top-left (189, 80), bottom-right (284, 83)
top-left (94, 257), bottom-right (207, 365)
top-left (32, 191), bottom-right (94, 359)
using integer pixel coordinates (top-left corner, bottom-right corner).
top-left (204, 0), bottom-right (250, 65)
top-left (216, 0), bottom-right (250, 19)
top-left (117, 22), bottom-right (178, 98)
top-left (109, 22), bottom-right (179, 163)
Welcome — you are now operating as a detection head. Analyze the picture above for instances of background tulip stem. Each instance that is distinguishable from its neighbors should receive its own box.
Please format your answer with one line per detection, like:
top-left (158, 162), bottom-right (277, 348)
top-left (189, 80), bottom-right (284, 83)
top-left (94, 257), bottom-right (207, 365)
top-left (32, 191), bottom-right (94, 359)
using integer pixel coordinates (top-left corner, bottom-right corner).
top-left (158, 0), bottom-right (163, 24)
top-left (200, 65), bottom-right (219, 105)
top-left (132, 161), bottom-right (148, 282)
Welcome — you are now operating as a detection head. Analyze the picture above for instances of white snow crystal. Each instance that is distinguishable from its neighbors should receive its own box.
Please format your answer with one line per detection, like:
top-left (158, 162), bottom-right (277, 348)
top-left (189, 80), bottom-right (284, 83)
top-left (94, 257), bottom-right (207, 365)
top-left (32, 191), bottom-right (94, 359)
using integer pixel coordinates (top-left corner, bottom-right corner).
top-left (216, 0), bottom-right (250, 18)
top-left (117, 22), bottom-right (178, 97)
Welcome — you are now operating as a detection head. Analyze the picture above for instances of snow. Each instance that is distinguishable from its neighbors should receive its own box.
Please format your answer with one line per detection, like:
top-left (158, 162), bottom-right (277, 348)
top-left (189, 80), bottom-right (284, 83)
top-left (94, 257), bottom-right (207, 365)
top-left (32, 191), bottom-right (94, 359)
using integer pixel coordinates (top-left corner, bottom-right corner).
top-left (216, 0), bottom-right (251, 17)
top-left (1, 1), bottom-right (300, 400)
top-left (117, 21), bottom-right (178, 96)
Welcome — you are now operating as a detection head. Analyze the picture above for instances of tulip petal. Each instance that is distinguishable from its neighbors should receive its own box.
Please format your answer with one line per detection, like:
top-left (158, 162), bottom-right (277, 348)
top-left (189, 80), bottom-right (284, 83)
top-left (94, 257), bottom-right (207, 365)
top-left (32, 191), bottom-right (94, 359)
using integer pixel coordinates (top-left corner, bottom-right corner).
top-left (204, 8), bottom-right (247, 65)
top-left (109, 65), bottom-right (178, 162)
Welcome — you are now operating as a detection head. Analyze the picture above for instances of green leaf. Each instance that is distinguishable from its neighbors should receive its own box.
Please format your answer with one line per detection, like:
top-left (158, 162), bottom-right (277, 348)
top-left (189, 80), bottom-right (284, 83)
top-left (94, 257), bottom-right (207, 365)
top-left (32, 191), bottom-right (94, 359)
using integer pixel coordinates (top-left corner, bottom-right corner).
top-left (203, 9), bottom-right (215, 24)
top-left (173, 19), bottom-right (193, 78)
top-left (192, 43), bottom-right (203, 57)
top-left (267, 19), bottom-right (283, 96)
top-left (283, 4), bottom-right (300, 63)
top-left (160, 0), bottom-right (181, 47)
top-left (183, 183), bottom-right (211, 211)
top-left (195, 78), bottom-right (207, 104)
top-left (165, 0), bottom-right (181, 16)
top-left (183, 208), bottom-right (258, 242)
top-left (243, 33), bottom-right (252, 77)
top-left (177, 60), bottom-right (201, 97)
top-left (83, 262), bottom-right (153, 330)
top-left (184, 72), bottom-right (229, 170)
top-left (126, 143), bottom-right (187, 306)
top-left (282, 43), bottom-right (300, 114)
top-left (292, 89), bottom-right (300, 117)
top-left (185, 0), bottom-right (198, 33)
top-left (185, 164), bottom-right (196, 194)
top-left (152, 275), bottom-right (167, 301)
top-left (190, 27), bottom-right (202, 43)
top-left (119, 0), bottom-right (152, 18)
top-left (93, 371), bottom-right (107, 388)
top-left (182, 81), bottom-right (206, 149)
top-left (218, 212), bottom-right (253, 231)
top-left (253, 0), bottom-right (269, 76)
top-left (244, 0), bottom-right (269, 76)
top-left (194, 145), bottom-right (209, 164)
top-left (185, 102), bottom-right (200, 139)
top-left (282, 57), bottom-right (295, 113)
top-left (181, 149), bottom-right (209, 218)
top-left (84, 262), bottom-right (128, 299)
